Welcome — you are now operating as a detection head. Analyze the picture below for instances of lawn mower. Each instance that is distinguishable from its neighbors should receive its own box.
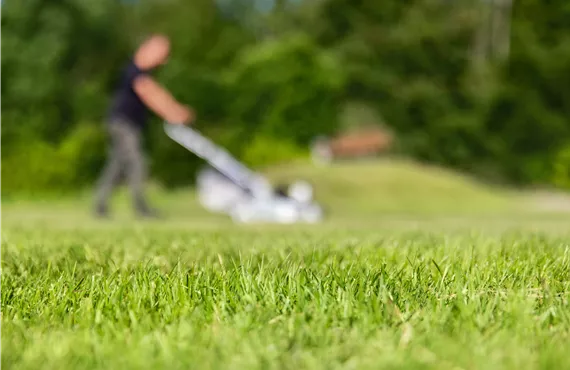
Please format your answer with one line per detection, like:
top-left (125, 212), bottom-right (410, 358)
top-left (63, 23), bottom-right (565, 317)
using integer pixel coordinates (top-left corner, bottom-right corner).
top-left (163, 122), bottom-right (325, 224)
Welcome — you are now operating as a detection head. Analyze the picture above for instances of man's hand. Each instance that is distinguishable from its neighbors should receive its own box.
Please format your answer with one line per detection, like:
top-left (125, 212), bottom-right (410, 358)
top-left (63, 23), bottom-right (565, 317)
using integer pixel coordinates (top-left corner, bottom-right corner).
top-left (172, 105), bottom-right (195, 125)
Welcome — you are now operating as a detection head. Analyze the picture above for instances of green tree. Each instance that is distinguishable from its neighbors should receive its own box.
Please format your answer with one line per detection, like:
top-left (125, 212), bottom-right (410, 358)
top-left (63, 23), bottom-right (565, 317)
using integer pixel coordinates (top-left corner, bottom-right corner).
top-left (482, 0), bottom-right (570, 185)
top-left (1, 0), bottom-right (131, 193)
top-left (223, 34), bottom-right (345, 147)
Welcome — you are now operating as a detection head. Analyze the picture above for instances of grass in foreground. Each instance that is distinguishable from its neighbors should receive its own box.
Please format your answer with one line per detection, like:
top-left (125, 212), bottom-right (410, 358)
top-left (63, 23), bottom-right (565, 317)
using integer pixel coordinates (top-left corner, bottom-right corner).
top-left (2, 215), bottom-right (570, 370)
top-left (2, 159), bottom-right (569, 369)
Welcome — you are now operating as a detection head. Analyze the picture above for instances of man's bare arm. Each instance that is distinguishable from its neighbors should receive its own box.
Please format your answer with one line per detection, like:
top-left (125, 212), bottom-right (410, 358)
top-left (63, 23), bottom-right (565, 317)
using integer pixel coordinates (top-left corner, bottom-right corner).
top-left (133, 75), bottom-right (193, 124)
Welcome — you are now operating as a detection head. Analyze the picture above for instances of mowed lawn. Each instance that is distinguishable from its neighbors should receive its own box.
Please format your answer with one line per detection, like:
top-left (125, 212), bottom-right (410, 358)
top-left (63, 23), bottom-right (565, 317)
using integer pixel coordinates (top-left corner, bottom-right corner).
top-left (2, 161), bottom-right (570, 369)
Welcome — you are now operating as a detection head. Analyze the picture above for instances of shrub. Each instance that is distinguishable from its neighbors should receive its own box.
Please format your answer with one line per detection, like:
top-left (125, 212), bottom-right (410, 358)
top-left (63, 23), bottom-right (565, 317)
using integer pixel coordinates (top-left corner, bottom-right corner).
top-left (241, 134), bottom-right (308, 168)
top-left (552, 144), bottom-right (570, 191)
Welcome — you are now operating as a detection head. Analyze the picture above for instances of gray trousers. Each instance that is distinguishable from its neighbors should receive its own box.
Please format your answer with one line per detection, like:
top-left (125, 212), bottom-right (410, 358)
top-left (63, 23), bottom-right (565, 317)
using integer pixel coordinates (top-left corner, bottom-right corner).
top-left (94, 119), bottom-right (150, 213)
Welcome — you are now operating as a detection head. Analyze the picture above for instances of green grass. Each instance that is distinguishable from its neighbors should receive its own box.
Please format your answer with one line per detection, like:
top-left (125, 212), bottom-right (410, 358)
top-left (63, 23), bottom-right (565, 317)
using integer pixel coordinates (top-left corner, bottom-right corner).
top-left (3, 220), bottom-right (570, 370)
top-left (2, 160), bottom-right (570, 369)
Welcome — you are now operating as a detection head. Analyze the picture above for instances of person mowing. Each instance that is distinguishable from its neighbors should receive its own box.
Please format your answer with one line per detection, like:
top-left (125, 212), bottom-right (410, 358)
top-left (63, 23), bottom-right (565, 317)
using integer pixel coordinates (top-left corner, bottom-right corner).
top-left (94, 34), bottom-right (193, 218)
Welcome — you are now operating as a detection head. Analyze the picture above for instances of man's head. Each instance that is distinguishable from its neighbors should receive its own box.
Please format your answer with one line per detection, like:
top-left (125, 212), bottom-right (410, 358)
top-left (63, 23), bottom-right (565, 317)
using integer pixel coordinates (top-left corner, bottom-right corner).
top-left (134, 34), bottom-right (170, 70)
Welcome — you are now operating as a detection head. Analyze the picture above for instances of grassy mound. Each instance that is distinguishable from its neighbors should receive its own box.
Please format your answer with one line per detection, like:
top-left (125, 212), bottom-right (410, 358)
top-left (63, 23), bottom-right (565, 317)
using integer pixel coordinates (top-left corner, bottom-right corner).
top-left (3, 159), bottom-right (553, 225)
top-left (264, 159), bottom-right (518, 216)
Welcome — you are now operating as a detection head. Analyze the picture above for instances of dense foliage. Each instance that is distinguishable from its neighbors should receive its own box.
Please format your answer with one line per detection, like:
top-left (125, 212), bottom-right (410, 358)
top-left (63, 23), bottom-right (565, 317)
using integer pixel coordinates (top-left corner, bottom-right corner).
top-left (2, 0), bottom-right (569, 194)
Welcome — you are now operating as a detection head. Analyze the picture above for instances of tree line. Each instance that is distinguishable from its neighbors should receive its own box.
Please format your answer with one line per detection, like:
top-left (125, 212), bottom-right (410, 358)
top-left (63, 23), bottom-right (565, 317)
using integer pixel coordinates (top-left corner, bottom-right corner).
top-left (2, 0), bottom-right (569, 195)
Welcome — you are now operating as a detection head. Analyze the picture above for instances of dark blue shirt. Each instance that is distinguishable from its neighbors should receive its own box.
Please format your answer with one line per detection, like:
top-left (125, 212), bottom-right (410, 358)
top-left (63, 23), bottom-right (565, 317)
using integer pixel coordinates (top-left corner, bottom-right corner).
top-left (108, 60), bottom-right (151, 129)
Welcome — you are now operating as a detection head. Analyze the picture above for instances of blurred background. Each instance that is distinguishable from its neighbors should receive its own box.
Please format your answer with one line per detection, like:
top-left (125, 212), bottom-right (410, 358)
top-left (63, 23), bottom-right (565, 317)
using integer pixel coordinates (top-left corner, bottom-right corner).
top-left (1, 0), bottom-right (569, 206)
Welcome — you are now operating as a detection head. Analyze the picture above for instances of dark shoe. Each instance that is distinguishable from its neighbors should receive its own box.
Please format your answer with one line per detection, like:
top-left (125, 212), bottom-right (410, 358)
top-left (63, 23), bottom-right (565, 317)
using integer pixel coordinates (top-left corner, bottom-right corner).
top-left (94, 205), bottom-right (110, 219)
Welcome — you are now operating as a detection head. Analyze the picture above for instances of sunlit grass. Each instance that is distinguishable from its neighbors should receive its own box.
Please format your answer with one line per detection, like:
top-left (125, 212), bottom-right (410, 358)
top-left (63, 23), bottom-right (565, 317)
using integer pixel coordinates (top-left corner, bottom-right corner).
top-left (2, 215), bottom-right (570, 369)
top-left (2, 160), bottom-right (569, 369)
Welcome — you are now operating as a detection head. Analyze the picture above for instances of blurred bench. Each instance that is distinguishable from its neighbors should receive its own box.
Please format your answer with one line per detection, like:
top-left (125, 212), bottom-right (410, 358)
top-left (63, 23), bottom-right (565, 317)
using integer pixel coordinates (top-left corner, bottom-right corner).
top-left (311, 127), bottom-right (393, 164)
